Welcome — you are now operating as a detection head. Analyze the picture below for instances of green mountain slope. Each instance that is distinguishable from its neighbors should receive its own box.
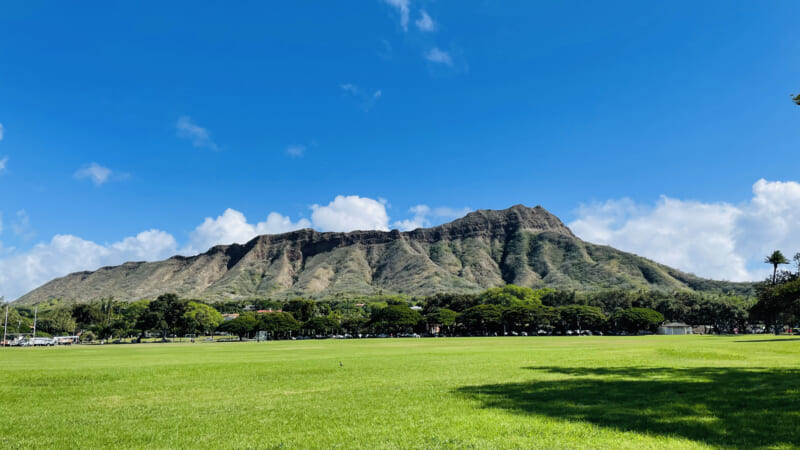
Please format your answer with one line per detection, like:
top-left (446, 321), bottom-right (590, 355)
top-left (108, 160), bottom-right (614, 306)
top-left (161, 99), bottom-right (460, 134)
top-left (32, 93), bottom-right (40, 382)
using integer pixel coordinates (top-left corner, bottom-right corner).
top-left (13, 205), bottom-right (753, 304)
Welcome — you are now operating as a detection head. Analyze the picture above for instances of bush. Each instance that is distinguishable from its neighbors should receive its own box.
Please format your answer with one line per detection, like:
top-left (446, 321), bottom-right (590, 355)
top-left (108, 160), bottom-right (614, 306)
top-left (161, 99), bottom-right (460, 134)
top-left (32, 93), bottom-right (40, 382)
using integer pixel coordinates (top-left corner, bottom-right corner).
top-left (81, 331), bottom-right (96, 342)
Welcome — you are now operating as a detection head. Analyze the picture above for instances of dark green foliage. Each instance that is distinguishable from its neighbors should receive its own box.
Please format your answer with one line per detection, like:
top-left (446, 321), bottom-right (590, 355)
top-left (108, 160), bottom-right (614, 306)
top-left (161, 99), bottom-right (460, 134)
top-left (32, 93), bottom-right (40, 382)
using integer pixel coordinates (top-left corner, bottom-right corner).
top-left (459, 304), bottom-right (504, 335)
top-left (765, 250), bottom-right (790, 284)
top-left (18, 281), bottom-right (777, 338)
top-left (254, 299), bottom-right (283, 310)
top-left (425, 308), bottom-right (457, 335)
top-left (556, 305), bottom-right (606, 331)
top-left (139, 293), bottom-right (189, 338)
top-left (794, 93), bottom-right (800, 106)
top-left (37, 305), bottom-right (76, 335)
top-left (72, 303), bottom-right (103, 329)
top-left (611, 308), bottom-right (664, 333)
top-left (751, 277), bottom-right (800, 332)
top-left (423, 293), bottom-right (480, 313)
top-left (370, 304), bottom-right (423, 334)
top-left (502, 304), bottom-right (558, 332)
top-left (341, 316), bottom-right (369, 334)
top-left (259, 312), bottom-right (300, 337)
top-left (303, 316), bottom-right (340, 334)
top-left (2, 308), bottom-right (33, 336)
top-left (426, 308), bottom-right (457, 326)
top-left (182, 302), bottom-right (224, 335)
top-left (284, 298), bottom-right (316, 322)
top-left (218, 312), bottom-right (258, 339)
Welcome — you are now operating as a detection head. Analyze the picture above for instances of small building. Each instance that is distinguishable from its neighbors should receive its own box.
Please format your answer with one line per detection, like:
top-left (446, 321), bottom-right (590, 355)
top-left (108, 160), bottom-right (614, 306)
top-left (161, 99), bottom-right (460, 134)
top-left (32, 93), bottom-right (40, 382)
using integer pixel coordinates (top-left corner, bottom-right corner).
top-left (222, 313), bottom-right (239, 321)
top-left (658, 322), bottom-right (693, 335)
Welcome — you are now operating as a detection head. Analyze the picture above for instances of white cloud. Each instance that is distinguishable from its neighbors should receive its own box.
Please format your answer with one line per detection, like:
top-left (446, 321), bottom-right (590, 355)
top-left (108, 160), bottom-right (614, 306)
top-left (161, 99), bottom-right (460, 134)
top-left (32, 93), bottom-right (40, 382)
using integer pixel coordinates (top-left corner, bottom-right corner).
top-left (424, 47), bottom-right (452, 65)
top-left (394, 204), bottom-right (472, 231)
top-left (257, 212), bottom-right (312, 235)
top-left (0, 230), bottom-right (177, 301)
top-left (311, 195), bottom-right (390, 232)
top-left (0, 157), bottom-right (7, 173)
top-left (415, 10), bottom-right (435, 31)
top-left (183, 208), bottom-right (310, 255)
top-left (340, 83), bottom-right (359, 94)
top-left (74, 162), bottom-right (112, 186)
top-left (286, 145), bottom-right (306, 158)
top-left (185, 209), bottom-right (260, 254)
top-left (569, 179), bottom-right (800, 281)
top-left (176, 116), bottom-right (218, 150)
top-left (340, 83), bottom-right (383, 110)
top-left (12, 210), bottom-right (35, 241)
top-left (383, 0), bottom-right (410, 31)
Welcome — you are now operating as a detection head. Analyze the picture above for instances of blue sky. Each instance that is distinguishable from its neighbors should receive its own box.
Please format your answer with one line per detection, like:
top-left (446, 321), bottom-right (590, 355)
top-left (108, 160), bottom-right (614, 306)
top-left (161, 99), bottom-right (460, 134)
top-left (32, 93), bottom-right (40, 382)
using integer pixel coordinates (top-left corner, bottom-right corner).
top-left (1, 1), bottom-right (799, 300)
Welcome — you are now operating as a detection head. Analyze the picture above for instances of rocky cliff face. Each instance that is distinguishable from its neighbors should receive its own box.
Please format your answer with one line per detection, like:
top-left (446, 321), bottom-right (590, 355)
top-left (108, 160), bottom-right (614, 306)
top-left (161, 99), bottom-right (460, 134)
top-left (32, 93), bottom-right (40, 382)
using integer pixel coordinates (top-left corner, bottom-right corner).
top-left (13, 205), bottom-right (750, 304)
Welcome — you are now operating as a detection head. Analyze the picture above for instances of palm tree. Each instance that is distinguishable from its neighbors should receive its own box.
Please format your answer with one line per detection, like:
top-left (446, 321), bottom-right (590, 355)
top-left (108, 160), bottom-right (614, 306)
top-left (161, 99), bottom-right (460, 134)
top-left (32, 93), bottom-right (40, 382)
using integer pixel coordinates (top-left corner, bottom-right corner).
top-left (794, 93), bottom-right (800, 106)
top-left (765, 250), bottom-right (790, 284)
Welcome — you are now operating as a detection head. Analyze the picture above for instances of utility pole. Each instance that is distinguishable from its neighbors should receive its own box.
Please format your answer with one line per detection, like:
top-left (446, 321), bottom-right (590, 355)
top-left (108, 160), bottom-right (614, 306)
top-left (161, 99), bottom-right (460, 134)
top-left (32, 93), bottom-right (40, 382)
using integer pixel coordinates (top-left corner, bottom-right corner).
top-left (32, 305), bottom-right (38, 343)
top-left (3, 304), bottom-right (8, 347)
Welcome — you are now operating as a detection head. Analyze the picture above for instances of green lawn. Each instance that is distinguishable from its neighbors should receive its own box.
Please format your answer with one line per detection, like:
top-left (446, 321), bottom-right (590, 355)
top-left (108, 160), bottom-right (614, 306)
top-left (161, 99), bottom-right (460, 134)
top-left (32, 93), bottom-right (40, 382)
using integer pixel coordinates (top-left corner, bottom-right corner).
top-left (1, 336), bottom-right (799, 449)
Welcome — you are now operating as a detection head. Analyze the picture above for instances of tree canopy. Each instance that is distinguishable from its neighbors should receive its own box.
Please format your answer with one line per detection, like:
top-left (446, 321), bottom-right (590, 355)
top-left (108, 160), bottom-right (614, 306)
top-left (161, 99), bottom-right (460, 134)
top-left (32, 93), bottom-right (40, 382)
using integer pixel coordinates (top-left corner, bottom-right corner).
top-left (611, 308), bottom-right (664, 333)
top-left (765, 250), bottom-right (790, 284)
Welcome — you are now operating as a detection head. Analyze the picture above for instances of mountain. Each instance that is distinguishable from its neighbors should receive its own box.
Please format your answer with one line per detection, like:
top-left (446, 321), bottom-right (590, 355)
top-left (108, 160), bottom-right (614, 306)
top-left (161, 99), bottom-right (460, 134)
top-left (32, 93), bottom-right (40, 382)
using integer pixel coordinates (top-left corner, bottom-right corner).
top-left (13, 205), bottom-right (753, 304)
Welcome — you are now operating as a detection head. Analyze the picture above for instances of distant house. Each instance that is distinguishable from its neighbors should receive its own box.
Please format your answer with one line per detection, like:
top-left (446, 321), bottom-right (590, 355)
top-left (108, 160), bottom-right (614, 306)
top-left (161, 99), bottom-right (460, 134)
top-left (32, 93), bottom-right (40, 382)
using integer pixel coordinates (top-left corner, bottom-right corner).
top-left (256, 309), bottom-right (282, 314)
top-left (222, 313), bottom-right (239, 321)
top-left (658, 322), bottom-right (692, 335)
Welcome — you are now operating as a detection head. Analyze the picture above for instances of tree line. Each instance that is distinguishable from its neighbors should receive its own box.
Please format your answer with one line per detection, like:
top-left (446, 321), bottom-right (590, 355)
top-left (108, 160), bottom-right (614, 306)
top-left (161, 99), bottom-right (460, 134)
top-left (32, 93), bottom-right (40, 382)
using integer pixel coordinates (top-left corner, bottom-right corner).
top-left (2, 284), bottom-right (773, 340)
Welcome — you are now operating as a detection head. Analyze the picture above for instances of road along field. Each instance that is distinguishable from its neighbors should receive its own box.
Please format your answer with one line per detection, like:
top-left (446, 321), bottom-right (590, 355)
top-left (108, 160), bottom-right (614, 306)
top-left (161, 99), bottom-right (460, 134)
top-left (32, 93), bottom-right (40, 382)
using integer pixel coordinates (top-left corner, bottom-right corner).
top-left (1, 336), bottom-right (799, 449)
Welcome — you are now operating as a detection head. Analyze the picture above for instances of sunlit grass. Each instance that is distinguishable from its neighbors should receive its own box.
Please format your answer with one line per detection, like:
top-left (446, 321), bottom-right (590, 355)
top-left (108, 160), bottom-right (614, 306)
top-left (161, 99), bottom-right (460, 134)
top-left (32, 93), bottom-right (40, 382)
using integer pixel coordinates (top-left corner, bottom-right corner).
top-left (1, 335), bottom-right (798, 448)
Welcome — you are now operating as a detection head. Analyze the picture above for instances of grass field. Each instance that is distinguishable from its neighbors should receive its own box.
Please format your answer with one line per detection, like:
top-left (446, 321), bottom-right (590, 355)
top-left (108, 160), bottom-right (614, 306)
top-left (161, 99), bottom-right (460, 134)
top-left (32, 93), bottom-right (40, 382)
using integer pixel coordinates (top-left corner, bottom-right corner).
top-left (1, 336), bottom-right (799, 449)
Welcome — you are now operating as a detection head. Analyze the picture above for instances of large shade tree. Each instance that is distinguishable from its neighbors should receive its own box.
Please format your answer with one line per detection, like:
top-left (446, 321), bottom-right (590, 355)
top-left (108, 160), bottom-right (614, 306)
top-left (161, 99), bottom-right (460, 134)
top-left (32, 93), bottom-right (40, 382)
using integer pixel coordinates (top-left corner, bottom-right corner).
top-left (611, 308), bottom-right (664, 334)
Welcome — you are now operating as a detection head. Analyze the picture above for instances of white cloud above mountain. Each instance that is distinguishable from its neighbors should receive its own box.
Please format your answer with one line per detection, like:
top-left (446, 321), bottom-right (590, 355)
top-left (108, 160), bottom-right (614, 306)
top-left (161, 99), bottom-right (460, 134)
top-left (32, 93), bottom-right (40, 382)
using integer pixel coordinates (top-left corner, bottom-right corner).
top-left (569, 179), bottom-right (800, 282)
top-left (394, 204), bottom-right (472, 231)
top-left (311, 195), bottom-right (390, 232)
top-left (182, 209), bottom-right (312, 255)
top-left (0, 230), bottom-right (177, 301)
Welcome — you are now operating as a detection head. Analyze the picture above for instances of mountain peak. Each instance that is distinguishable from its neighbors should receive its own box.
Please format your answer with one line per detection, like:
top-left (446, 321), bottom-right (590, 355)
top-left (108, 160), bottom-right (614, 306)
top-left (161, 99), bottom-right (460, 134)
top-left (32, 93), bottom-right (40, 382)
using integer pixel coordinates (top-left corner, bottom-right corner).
top-left (14, 204), bottom-right (749, 305)
top-left (437, 204), bottom-right (574, 238)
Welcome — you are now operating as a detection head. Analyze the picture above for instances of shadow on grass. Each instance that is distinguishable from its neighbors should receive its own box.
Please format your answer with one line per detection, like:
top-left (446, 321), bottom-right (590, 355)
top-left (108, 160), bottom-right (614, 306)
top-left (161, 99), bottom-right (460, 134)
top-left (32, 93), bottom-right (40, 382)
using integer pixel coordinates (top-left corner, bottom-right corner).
top-left (734, 338), bottom-right (800, 343)
top-left (456, 366), bottom-right (800, 447)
